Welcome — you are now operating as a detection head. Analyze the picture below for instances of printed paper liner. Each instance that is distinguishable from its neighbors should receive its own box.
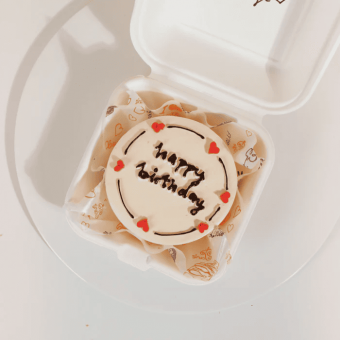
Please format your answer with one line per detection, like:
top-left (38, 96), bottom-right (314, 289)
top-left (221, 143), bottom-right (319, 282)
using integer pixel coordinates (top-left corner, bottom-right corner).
top-left (64, 90), bottom-right (265, 284)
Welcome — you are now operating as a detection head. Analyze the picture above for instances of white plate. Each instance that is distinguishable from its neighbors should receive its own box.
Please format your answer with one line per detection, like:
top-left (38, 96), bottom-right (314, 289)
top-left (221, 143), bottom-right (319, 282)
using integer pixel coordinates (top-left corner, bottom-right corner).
top-left (13, 0), bottom-right (340, 313)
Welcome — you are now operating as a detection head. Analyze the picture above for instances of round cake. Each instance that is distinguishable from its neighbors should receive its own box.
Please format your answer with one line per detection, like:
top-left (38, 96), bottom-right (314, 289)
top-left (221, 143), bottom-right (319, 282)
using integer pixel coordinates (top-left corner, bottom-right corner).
top-left (105, 116), bottom-right (237, 245)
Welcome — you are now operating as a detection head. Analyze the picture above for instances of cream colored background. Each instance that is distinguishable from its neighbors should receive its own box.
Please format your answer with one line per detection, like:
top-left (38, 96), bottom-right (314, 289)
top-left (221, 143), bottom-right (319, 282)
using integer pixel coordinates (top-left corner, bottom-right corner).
top-left (1, 0), bottom-right (340, 339)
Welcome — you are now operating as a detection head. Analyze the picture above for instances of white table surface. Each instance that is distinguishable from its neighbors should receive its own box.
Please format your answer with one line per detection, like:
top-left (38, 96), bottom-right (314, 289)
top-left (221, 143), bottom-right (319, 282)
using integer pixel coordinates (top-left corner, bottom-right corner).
top-left (1, 0), bottom-right (340, 339)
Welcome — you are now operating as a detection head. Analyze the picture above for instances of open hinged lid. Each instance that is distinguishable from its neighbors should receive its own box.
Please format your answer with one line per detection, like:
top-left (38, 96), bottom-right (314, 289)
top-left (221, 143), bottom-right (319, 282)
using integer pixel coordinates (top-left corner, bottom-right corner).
top-left (131, 0), bottom-right (340, 116)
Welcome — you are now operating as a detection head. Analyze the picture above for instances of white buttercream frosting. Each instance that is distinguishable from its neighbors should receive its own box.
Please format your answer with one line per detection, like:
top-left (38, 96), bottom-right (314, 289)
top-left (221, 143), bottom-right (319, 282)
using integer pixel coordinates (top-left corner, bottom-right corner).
top-left (105, 116), bottom-right (237, 245)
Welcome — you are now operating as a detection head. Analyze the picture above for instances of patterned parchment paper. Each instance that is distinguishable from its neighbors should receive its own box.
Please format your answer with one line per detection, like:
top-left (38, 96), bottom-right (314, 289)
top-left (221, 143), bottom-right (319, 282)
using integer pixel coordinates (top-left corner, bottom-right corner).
top-left (64, 90), bottom-right (265, 284)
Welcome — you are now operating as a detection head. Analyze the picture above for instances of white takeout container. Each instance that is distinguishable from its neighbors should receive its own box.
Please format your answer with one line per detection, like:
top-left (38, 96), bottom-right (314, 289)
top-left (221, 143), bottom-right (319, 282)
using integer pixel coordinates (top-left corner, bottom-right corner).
top-left (66, 0), bottom-right (340, 283)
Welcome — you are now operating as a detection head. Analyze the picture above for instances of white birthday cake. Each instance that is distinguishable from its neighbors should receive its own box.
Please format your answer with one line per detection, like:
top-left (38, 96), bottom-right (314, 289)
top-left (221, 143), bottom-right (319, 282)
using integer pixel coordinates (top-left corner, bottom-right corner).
top-left (105, 116), bottom-right (238, 245)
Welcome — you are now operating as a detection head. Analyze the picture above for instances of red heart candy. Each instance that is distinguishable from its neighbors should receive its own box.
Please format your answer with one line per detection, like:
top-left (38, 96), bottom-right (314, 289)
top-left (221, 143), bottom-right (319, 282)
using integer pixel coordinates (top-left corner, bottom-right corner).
top-left (220, 191), bottom-right (231, 203)
top-left (114, 160), bottom-right (124, 172)
top-left (137, 219), bottom-right (149, 232)
top-left (198, 223), bottom-right (209, 233)
top-left (208, 142), bottom-right (220, 154)
top-left (151, 122), bottom-right (165, 133)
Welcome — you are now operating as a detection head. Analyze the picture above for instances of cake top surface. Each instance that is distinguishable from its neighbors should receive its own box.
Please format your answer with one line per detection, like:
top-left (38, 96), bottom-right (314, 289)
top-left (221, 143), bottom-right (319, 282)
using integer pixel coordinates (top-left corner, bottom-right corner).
top-left (105, 116), bottom-right (237, 245)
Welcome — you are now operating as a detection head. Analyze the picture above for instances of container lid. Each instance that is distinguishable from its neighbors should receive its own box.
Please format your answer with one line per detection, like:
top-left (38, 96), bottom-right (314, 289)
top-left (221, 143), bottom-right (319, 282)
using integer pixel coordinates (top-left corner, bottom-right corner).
top-left (131, 0), bottom-right (340, 116)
